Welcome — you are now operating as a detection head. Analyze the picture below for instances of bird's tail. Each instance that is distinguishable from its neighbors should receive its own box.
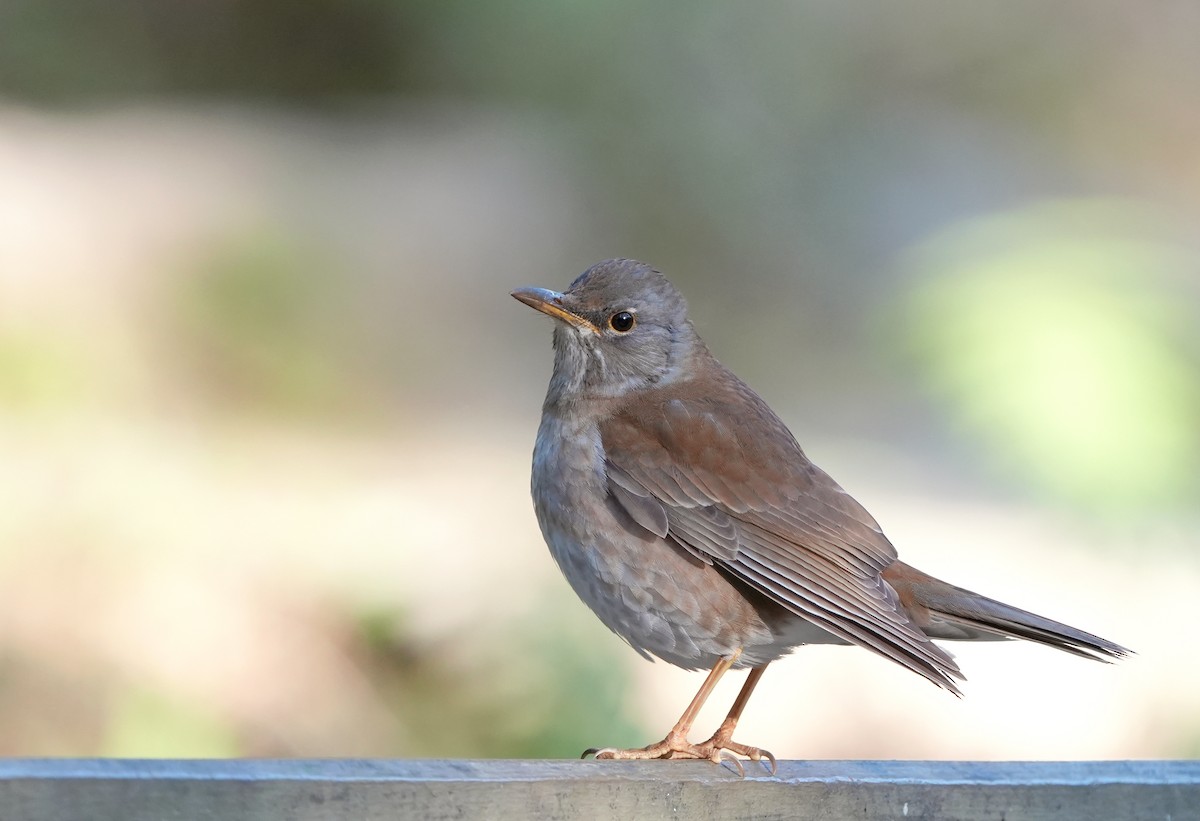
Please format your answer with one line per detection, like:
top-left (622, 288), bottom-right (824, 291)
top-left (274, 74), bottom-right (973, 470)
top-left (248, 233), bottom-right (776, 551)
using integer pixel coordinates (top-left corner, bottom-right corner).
top-left (883, 561), bottom-right (1130, 662)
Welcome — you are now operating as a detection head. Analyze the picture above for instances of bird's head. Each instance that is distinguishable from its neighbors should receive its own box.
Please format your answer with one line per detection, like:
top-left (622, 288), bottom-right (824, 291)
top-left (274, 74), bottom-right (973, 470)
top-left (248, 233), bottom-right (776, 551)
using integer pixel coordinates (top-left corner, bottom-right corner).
top-left (512, 259), bottom-right (701, 404)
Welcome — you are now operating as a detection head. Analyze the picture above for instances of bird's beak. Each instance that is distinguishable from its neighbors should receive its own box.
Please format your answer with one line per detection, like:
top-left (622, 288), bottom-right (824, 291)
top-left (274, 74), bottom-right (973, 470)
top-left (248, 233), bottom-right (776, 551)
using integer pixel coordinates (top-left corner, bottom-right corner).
top-left (511, 287), bottom-right (600, 334)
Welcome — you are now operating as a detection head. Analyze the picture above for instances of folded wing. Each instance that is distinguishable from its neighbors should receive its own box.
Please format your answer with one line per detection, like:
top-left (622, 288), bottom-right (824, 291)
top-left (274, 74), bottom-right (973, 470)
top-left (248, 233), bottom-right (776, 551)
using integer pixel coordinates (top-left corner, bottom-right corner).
top-left (601, 379), bottom-right (965, 693)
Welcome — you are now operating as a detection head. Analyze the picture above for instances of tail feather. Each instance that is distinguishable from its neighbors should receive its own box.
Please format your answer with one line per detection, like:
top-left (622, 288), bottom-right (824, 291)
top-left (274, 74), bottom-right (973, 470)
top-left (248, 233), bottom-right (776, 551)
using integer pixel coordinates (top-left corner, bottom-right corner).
top-left (921, 593), bottom-right (1129, 661)
top-left (884, 561), bottom-right (1131, 663)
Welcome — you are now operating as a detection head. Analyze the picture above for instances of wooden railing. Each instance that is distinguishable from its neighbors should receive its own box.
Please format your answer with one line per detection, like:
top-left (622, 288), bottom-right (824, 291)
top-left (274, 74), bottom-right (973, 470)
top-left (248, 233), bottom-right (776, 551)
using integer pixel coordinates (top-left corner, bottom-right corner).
top-left (1, 759), bottom-right (1197, 820)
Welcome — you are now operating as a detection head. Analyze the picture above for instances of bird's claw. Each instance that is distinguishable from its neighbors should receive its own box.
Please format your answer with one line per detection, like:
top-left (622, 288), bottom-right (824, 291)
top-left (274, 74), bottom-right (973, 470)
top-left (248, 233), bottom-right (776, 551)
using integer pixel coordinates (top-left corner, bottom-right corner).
top-left (717, 749), bottom-right (745, 777)
top-left (581, 737), bottom-right (777, 778)
top-left (717, 745), bottom-right (777, 776)
top-left (756, 747), bottom-right (778, 776)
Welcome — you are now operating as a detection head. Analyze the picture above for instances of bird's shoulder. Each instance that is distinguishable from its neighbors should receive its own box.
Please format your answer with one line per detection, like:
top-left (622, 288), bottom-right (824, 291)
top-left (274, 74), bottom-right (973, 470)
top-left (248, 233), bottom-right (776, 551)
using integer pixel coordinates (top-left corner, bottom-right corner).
top-left (598, 361), bottom-right (893, 562)
top-left (599, 362), bottom-right (813, 498)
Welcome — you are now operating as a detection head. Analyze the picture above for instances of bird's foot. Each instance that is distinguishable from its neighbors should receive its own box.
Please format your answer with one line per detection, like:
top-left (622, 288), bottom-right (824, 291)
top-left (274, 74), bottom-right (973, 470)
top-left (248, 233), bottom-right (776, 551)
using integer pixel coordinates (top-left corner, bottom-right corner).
top-left (582, 722), bottom-right (776, 777)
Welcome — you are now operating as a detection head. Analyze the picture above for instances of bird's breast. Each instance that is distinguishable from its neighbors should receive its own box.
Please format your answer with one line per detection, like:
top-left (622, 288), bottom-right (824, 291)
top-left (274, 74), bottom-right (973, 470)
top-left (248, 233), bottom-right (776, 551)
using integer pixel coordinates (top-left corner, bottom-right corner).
top-left (531, 409), bottom-right (614, 587)
top-left (528, 407), bottom-right (786, 669)
top-left (532, 409), bottom-right (607, 520)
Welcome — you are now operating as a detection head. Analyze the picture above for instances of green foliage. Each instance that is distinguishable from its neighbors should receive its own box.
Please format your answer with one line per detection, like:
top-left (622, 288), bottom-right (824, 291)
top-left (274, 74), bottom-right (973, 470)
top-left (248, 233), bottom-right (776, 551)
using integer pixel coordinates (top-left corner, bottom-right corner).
top-left (0, 332), bottom-right (85, 410)
top-left (0, 0), bottom-right (411, 102)
top-left (174, 227), bottom-right (355, 417)
top-left (495, 607), bottom-right (646, 759)
top-left (101, 688), bottom-right (239, 758)
top-left (354, 595), bottom-right (644, 758)
top-left (899, 201), bottom-right (1200, 512)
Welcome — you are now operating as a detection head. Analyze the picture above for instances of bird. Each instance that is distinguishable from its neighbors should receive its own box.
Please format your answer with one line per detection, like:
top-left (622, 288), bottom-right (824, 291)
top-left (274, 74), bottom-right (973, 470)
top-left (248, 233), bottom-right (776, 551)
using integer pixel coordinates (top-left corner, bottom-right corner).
top-left (511, 258), bottom-right (1129, 774)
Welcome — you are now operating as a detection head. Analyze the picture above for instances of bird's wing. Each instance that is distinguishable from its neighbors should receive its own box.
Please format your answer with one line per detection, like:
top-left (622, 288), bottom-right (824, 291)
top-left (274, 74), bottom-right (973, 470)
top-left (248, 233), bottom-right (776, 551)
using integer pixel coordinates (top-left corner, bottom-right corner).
top-left (601, 378), bottom-right (964, 692)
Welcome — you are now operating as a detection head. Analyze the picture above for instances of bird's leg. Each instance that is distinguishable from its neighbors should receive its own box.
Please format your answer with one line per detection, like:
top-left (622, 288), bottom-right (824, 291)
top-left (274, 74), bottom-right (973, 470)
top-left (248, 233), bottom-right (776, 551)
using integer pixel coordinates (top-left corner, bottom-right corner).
top-left (694, 664), bottom-right (776, 775)
top-left (583, 651), bottom-right (740, 763)
top-left (584, 656), bottom-right (776, 774)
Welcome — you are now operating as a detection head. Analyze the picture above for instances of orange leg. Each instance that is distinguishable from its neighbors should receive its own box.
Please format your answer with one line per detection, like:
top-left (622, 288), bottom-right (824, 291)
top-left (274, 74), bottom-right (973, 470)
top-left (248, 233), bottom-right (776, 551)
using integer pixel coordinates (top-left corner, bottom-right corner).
top-left (583, 653), bottom-right (776, 775)
top-left (697, 664), bottom-right (776, 775)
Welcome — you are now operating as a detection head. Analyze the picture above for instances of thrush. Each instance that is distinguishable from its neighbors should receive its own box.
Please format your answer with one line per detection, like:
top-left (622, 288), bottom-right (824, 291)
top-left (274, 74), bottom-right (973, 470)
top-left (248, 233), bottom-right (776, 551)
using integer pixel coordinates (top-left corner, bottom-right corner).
top-left (512, 258), bottom-right (1128, 773)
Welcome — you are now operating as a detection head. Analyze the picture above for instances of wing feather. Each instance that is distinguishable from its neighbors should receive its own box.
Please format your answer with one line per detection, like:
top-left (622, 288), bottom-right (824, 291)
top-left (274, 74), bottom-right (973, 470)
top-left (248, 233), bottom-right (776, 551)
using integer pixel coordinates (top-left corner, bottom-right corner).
top-left (601, 368), bottom-right (964, 691)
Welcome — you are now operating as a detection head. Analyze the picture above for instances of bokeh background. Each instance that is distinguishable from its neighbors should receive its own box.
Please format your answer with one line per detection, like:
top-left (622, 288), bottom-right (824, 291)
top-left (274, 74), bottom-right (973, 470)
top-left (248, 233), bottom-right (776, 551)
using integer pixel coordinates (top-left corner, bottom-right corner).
top-left (1, 1), bottom-right (1198, 760)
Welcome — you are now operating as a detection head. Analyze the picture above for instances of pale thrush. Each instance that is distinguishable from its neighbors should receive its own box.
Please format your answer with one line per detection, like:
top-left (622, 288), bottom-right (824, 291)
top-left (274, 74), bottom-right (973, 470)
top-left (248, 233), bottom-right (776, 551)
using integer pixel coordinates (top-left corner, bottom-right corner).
top-left (512, 258), bottom-right (1128, 773)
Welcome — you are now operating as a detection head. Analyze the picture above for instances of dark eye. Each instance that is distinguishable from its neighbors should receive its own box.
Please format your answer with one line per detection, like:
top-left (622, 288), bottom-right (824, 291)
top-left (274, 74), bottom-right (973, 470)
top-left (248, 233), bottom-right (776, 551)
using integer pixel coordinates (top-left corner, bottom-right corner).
top-left (608, 311), bottom-right (636, 333)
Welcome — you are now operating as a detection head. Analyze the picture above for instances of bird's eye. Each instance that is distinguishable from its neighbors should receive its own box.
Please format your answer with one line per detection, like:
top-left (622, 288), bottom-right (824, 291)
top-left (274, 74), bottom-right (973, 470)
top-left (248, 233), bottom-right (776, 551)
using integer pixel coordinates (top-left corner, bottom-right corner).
top-left (608, 311), bottom-right (636, 333)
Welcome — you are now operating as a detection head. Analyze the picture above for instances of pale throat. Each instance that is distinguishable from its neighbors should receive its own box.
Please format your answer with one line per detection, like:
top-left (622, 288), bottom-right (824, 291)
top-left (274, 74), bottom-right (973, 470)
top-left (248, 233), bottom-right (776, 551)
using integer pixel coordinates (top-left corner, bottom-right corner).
top-left (547, 326), bottom-right (695, 405)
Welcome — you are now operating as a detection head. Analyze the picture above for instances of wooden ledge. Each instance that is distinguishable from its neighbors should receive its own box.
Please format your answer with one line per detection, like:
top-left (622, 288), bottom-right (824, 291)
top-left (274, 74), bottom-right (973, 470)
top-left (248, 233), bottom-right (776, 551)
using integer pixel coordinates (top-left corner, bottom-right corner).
top-left (1, 759), bottom-right (1196, 820)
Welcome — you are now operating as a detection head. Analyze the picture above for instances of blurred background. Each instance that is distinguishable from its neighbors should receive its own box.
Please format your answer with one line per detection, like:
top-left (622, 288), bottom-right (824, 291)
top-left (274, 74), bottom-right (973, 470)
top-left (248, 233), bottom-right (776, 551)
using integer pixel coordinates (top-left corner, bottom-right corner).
top-left (1, 1), bottom-right (1198, 760)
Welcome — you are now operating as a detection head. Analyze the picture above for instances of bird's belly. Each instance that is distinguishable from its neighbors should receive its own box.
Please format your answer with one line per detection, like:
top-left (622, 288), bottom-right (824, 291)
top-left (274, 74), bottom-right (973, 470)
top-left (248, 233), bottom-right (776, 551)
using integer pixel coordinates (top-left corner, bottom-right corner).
top-left (540, 500), bottom-right (766, 669)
